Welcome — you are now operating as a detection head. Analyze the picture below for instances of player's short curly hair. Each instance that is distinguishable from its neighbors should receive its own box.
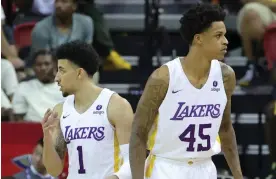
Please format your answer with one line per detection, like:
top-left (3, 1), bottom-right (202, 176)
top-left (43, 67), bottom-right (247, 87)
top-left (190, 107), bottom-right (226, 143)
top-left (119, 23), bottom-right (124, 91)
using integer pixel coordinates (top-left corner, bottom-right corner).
top-left (179, 3), bottom-right (226, 45)
top-left (55, 40), bottom-right (100, 77)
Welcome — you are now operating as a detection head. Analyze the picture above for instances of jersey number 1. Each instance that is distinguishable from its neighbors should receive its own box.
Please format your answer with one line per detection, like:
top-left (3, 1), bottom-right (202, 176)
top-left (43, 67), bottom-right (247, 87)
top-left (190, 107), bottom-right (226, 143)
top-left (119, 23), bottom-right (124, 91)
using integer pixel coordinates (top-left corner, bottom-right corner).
top-left (179, 124), bottom-right (212, 152)
top-left (77, 146), bottom-right (86, 174)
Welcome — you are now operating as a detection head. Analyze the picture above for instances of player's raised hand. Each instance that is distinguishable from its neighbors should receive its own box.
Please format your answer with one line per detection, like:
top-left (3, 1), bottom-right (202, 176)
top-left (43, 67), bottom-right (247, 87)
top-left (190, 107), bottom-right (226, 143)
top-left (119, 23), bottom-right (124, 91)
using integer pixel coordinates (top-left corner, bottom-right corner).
top-left (41, 109), bottom-right (59, 138)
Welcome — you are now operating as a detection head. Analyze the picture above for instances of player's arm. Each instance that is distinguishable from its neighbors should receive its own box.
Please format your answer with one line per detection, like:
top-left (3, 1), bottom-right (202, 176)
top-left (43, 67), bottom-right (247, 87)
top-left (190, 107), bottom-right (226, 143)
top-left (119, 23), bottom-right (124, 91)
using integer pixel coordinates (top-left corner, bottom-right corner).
top-left (107, 94), bottom-right (134, 179)
top-left (130, 66), bottom-right (169, 179)
top-left (219, 63), bottom-right (243, 179)
top-left (42, 103), bottom-right (67, 177)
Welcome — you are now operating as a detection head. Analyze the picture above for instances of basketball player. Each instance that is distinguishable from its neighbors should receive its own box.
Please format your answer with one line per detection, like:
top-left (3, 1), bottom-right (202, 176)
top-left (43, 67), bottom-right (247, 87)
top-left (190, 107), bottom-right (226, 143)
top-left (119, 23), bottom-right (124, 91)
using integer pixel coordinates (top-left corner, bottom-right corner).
top-left (130, 4), bottom-right (243, 179)
top-left (41, 41), bottom-right (133, 179)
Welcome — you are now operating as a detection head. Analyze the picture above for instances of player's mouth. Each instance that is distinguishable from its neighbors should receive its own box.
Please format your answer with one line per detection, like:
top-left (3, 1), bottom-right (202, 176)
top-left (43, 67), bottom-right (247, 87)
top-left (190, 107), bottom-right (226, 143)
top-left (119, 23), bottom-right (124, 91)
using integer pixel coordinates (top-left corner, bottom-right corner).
top-left (221, 48), bottom-right (227, 53)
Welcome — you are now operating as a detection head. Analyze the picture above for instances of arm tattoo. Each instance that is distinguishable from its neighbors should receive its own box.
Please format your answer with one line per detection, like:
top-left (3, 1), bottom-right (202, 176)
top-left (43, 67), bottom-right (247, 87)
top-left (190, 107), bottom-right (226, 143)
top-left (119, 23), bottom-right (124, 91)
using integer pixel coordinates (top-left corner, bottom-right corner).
top-left (220, 62), bottom-right (236, 132)
top-left (219, 62), bottom-right (243, 178)
top-left (130, 66), bottom-right (169, 179)
top-left (55, 122), bottom-right (66, 160)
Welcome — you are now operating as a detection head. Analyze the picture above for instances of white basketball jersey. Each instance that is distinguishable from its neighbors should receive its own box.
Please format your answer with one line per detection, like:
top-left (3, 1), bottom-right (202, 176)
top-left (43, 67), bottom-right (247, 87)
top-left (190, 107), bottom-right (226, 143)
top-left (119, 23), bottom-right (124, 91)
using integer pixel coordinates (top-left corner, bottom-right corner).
top-left (147, 58), bottom-right (227, 160)
top-left (60, 88), bottom-right (123, 179)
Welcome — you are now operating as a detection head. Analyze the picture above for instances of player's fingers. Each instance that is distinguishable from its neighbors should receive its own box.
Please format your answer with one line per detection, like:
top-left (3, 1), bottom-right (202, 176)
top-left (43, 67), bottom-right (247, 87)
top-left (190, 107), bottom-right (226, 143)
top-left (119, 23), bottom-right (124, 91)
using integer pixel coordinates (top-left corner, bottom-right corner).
top-left (44, 108), bottom-right (51, 116)
top-left (43, 113), bottom-right (55, 128)
top-left (43, 125), bottom-right (56, 133)
top-left (44, 109), bottom-right (52, 118)
top-left (42, 109), bottom-right (52, 124)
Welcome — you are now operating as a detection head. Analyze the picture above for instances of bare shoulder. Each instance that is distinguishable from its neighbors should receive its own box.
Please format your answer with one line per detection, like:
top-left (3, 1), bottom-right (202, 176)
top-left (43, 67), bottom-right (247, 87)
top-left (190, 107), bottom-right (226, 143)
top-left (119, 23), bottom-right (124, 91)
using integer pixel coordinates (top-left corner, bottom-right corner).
top-left (134, 65), bottom-right (169, 118)
top-left (149, 65), bottom-right (169, 85)
top-left (53, 102), bottom-right (64, 119)
top-left (108, 93), bottom-right (134, 126)
top-left (144, 65), bottom-right (169, 97)
top-left (109, 93), bottom-right (133, 113)
top-left (219, 62), bottom-right (236, 96)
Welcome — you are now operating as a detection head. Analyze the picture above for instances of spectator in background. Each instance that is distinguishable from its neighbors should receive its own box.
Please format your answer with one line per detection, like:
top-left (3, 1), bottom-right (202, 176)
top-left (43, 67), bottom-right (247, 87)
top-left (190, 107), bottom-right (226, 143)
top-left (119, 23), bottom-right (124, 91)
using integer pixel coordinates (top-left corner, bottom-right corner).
top-left (14, 0), bottom-right (131, 71)
top-left (1, 89), bottom-right (14, 121)
top-left (12, 50), bottom-right (63, 122)
top-left (14, 0), bottom-right (55, 24)
top-left (13, 138), bottom-right (56, 179)
top-left (1, 59), bottom-right (19, 101)
top-left (237, 0), bottom-right (276, 86)
top-left (1, 6), bottom-right (25, 69)
top-left (1, 59), bottom-right (19, 121)
top-left (77, 0), bottom-right (131, 71)
top-left (30, 0), bottom-right (93, 64)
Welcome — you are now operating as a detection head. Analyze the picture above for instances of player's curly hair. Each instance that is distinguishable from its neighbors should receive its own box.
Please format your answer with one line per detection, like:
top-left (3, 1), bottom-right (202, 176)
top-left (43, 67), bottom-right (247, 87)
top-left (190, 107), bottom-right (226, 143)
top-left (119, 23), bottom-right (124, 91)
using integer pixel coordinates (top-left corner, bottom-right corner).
top-left (179, 3), bottom-right (226, 45)
top-left (54, 40), bottom-right (100, 77)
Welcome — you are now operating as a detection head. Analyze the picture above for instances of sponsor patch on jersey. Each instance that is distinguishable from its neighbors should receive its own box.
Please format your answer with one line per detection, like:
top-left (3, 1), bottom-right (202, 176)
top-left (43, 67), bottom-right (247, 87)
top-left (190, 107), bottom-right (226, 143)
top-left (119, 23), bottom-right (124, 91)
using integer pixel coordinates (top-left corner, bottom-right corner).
top-left (93, 105), bottom-right (104, 115)
top-left (211, 81), bottom-right (220, 92)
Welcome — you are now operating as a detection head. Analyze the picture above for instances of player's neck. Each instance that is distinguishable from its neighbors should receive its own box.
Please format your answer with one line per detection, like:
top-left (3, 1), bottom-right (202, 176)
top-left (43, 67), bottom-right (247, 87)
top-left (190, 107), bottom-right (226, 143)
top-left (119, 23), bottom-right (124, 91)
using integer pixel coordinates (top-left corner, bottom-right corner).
top-left (74, 81), bottom-right (102, 107)
top-left (184, 47), bottom-right (212, 79)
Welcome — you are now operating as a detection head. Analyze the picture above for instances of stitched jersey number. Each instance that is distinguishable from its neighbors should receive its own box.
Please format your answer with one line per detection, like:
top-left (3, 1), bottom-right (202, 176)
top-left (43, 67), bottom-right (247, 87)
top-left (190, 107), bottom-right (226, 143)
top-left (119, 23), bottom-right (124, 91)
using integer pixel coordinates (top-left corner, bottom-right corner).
top-left (77, 146), bottom-right (86, 174)
top-left (179, 124), bottom-right (212, 152)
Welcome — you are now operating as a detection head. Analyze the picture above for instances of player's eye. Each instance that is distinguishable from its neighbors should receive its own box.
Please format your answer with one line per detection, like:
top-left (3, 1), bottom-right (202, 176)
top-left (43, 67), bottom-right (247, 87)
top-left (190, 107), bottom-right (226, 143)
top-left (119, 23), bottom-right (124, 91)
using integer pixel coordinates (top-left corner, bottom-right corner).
top-left (216, 34), bottom-right (221, 38)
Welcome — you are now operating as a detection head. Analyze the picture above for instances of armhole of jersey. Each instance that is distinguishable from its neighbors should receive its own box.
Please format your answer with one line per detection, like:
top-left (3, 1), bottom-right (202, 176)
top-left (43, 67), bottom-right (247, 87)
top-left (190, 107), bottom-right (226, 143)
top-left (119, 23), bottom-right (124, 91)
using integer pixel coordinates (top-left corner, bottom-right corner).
top-left (159, 62), bottom-right (173, 110)
top-left (60, 96), bottom-right (72, 136)
top-left (103, 89), bottom-right (116, 130)
top-left (61, 96), bottom-right (72, 119)
top-left (218, 61), bottom-right (227, 100)
top-left (163, 64), bottom-right (171, 98)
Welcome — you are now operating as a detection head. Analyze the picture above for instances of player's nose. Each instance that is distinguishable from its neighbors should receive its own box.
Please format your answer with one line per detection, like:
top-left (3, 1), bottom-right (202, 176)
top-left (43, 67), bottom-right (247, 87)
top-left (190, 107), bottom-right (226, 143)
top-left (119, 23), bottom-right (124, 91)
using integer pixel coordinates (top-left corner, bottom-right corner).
top-left (54, 73), bottom-right (60, 83)
top-left (223, 36), bottom-right (228, 45)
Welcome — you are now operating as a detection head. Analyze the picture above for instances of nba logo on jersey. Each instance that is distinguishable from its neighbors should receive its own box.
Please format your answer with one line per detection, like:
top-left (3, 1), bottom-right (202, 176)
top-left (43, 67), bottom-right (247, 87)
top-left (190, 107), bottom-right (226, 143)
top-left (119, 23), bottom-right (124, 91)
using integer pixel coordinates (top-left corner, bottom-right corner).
top-left (93, 105), bottom-right (104, 115)
top-left (211, 81), bottom-right (220, 92)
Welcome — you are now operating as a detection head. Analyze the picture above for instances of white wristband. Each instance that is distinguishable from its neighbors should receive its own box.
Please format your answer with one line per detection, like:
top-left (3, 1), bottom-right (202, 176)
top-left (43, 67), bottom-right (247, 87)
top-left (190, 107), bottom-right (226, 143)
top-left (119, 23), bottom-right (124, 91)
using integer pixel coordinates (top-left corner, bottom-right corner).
top-left (113, 144), bottom-right (131, 179)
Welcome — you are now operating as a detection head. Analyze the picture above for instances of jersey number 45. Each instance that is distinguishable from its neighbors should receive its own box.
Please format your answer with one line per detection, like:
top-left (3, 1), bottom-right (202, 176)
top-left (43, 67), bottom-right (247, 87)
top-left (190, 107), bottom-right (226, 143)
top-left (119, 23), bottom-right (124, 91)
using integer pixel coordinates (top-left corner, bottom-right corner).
top-left (179, 124), bottom-right (212, 152)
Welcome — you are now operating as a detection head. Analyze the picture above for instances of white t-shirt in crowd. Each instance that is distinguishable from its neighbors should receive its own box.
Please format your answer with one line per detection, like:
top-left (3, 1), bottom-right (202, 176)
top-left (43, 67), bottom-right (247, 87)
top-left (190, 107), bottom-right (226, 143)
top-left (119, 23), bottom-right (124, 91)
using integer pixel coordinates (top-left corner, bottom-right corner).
top-left (12, 79), bottom-right (64, 122)
top-left (1, 59), bottom-right (19, 108)
top-left (32, 0), bottom-right (55, 16)
top-left (2, 59), bottom-right (19, 96)
top-left (2, 89), bottom-right (11, 108)
top-left (1, 6), bottom-right (5, 21)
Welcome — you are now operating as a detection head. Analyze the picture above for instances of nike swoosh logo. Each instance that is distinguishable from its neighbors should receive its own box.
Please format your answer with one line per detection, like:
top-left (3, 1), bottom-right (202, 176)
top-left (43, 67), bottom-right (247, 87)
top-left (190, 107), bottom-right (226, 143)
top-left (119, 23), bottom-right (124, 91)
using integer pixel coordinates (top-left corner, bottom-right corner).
top-left (63, 114), bottom-right (70, 119)
top-left (172, 89), bottom-right (183, 94)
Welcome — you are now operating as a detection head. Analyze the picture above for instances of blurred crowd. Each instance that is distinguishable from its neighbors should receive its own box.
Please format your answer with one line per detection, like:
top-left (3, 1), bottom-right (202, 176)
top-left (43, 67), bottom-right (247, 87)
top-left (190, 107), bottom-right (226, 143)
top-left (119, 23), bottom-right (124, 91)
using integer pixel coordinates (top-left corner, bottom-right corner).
top-left (1, 0), bottom-right (132, 122)
top-left (1, 0), bottom-right (276, 178)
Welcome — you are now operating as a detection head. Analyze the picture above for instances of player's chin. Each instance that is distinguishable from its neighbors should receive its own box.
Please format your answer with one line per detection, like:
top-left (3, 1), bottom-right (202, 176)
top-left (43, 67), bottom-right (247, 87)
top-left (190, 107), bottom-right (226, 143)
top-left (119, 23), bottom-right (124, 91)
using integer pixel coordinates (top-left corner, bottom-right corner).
top-left (216, 56), bottom-right (225, 61)
top-left (216, 53), bottom-right (226, 60)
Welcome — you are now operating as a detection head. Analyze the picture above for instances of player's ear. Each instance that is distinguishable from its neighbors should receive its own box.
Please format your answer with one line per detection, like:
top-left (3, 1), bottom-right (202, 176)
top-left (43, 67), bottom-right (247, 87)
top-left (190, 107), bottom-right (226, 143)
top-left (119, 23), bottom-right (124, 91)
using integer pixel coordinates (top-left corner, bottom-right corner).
top-left (193, 34), bottom-right (203, 45)
top-left (76, 68), bottom-right (86, 79)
